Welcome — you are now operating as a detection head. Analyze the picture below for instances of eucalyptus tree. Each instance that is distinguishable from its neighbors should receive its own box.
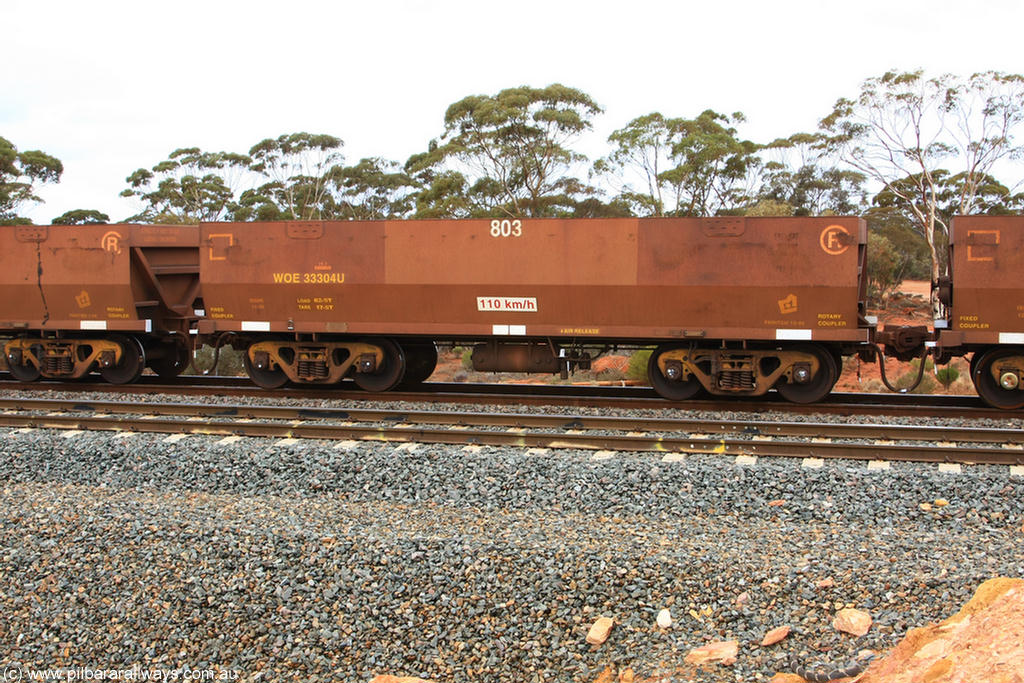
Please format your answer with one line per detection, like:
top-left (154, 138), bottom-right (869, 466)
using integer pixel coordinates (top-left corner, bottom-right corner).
top-left (246, 133), bottom-right (345, 221)
top-left (1, 136), bottom-right (63, 224)
top-left (820, 69), bottom-right (1024, 285)
top-left (402, 163), bottom-right (494, 219)
top-left (662, 110), bottom-right (761, 216)
top-left (334, 157), bottom-right (417, 220)
top-left (874, 169), bottom-right (1022, 234)
top-left (592, 112), bottom-right (676, 215)
top-left (758, 132), bottom-right (867, 216)
top-left (594, 110), bottom-right (760, 216)
top-left (410, 84), bottom-right (602, 218)
top-left (52, 209), bottom-right (109, 225)
top-left (121, 147), bottom-right (251, 223)
top-left (948, 71), bottom-right (1024, 213)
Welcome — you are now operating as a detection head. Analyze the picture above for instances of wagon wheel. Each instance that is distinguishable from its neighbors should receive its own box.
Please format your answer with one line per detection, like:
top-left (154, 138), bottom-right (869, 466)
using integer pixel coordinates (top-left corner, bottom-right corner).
top-left (353, 338), bottom-right (406, 392)
top-left (398, 341), bottom-right (438, 386)
top-left (100, 336), bottom-right (146, 385)
top-left (971, 347), bottom-right (1024, 410)
top-left (6, 340), bottom-right (42, 382)
top-left (149, 340), bottom-right (191, 380)
top-left (647, 345), bottom-right (704, 401)
top-left (243, 344), bottom-right (289, 390)
top-left (775, 344), bottom-right (838, 404)
top-left (969, 351), bottom-right (981, 379)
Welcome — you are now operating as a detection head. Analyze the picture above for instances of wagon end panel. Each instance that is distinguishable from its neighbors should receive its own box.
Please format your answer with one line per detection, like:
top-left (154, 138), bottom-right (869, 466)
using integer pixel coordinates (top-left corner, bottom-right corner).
top-left (944, 215), bottom-right (1024, 347)
top-left (0, 225), bottom-right (138, 332)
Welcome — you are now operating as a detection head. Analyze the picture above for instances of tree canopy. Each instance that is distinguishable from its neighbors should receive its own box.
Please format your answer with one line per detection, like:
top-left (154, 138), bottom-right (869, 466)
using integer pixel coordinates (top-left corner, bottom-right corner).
top-left (52, 209), bottom-right (110, 225)
top-left (242, 133), bottom-right (345, 221)
top-left (1, 136), bottom-right (63, 224)
top-left (820, 69), bottom-right (1024, 285)
top-left (408, 84), bottom-right (603, 218)
top-left (121, 147), bottom-right (251, 223)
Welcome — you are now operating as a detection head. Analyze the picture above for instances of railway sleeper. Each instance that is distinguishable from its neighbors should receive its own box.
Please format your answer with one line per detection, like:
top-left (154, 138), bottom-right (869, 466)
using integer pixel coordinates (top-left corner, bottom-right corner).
top-left (4, 337), bottom-right (128, 381)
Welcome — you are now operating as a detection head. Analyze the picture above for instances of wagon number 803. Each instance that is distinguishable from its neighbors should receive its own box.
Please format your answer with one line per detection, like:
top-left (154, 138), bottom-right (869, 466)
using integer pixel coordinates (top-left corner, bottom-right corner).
top-left (490, 219), bottom-right (523, 238)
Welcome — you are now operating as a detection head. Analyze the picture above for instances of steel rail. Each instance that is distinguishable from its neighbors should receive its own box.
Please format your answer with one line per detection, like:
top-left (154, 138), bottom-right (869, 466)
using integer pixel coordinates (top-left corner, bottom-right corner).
top-left (2, 400), bottom-right (1022, 465)
top-left (1, 397), bottom-right (1022, 445)
top-left (0, 375), bottom-right (1013, 419)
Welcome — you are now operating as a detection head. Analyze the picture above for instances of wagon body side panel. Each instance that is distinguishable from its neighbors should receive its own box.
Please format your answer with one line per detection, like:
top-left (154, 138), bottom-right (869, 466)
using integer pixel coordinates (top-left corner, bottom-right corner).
top-left (198, 217), bottom-right (868, 344)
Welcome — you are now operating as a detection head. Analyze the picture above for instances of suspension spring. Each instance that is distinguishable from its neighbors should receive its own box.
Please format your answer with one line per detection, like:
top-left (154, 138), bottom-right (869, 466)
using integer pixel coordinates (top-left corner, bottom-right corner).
top-left (43, 355), bottom-right (73, 375)
top-left (719, 370), bottom-right (755, 391)
top-left (297, 360), bottom-right (329, 380)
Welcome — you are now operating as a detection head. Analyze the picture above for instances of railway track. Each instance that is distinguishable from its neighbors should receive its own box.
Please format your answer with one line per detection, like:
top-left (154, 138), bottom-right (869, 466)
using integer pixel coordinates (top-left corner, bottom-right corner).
top-left (0, 374), bottom-right (1017, 419)
top-left (2, 396), bottom-right (1022, 466)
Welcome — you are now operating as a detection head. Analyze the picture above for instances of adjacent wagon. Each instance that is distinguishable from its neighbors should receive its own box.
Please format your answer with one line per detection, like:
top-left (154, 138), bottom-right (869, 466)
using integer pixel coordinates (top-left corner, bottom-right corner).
top-left (936, 216), bottom-right (1024, 409)
top-left (0, 224), bottom-right (198, 382)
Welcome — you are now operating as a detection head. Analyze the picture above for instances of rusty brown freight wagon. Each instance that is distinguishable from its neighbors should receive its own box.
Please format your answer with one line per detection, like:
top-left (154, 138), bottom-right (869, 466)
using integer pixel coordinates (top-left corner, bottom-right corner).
top-left (198, 216), bottom-right (873, 402)
top-left (1, 224), bottom-right (200, 382)
top-left (936, 215), bottom-right (1024, 409)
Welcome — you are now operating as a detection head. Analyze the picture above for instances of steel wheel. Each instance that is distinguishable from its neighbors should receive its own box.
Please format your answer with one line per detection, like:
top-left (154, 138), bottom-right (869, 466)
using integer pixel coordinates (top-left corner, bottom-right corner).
top-left (243, 345), bottom-right (289, 389)
top-left (100, 336), bottom-right (145, 385)
top-left (971, 347), bottom-right (1024, 410)
top-left (775, 344), bottom-right (838, 404)
top-left (353, 338), bottom-right (406, 392)
top-left (149, 340), bottom-right (190, 379)
top-left (399, 341), bottom-right (438, 386)
top-left (648, 345), bottom-right (703, 401)
top-left (969, 351), bottom-right (981, 379)
top-left (6, 342), bottom-right (42, 382)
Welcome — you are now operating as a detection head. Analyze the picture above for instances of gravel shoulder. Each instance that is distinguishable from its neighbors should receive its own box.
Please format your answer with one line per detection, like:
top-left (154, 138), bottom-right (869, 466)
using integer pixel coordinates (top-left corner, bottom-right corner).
top-left (1, 397), bottom-right (1022, 682)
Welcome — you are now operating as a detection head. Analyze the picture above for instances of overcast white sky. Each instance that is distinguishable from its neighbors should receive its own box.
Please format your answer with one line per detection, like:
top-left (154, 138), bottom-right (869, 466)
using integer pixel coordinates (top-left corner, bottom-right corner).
top-left (4, 0), bottom-right (1022, 223)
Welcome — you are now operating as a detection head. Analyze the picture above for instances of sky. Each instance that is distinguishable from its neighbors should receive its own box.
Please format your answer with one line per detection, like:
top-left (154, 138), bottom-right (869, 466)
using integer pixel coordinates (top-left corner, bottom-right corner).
top-left (4, 0), bottom-right (1023, 223)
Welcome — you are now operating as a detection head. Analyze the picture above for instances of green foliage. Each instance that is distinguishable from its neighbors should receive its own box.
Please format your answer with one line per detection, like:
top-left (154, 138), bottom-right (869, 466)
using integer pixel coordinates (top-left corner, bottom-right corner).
top-left (895, 357), bottom-right (938, 394)
top-left (597, 110), bottom-right (761, 216)
top-left (409, 84), bottom-right (602, 218)
top-left (18, 74), bottom-right (1019, 238)
top-left (866, 207), bottom-right (933, 280)
top-left (52, 209), bottom-right (109, 225)
top-left (121, 147), bottom-right (250, 223)
top-left (820, 69), bottom-right (1024, 283)
top-left (744, 199), bottom-right (794, 217)
top-left (594, 112), bottom-right (676, 216)
top-left (570, 197), bottom-right (634, 218)
top-left (0, 136), bottom-right (63, 222)
top-left (757, 132), bottom-right (867, 215)
top-left (403, 168), bottom-right (478, 219)
top-left (243, 133), bottom-right (345, 221)
top-left (121, 134), bottom-right (418, 223)
top-left (659, 110), bottom-right (760, 216)
top-left (628, 350), bottom-right (652, 382)
top-left (865, 232), bottom-right (902, 304)
top-left (334, 157), bottom-right (416, 220)
top-left (872, 168), bottom-right (1024, 238)
top-left (935, 365), bottom-right (960, 390)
